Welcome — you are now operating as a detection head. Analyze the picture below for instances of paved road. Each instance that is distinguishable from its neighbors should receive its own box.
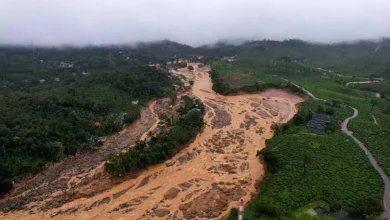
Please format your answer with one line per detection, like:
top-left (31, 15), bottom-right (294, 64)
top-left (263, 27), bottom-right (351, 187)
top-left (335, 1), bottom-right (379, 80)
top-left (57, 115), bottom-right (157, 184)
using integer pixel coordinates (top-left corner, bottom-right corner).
top-left (280, 76), bottom-right (390, 217)
top-left (341, 107), bottom-right (390, 219)
top-left (345, 80), bottom-right (381, 86)
top-left (276, 76), bottom-right (326, 101)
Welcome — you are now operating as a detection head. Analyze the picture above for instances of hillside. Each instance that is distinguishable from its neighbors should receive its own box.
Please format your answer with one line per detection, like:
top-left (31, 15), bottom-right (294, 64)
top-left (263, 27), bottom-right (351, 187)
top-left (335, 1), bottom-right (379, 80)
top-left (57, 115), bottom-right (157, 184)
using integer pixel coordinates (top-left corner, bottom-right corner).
top-left (0, 64), bottom-right (174, 194)
top-left (1, 39), bottom-right (390, 219)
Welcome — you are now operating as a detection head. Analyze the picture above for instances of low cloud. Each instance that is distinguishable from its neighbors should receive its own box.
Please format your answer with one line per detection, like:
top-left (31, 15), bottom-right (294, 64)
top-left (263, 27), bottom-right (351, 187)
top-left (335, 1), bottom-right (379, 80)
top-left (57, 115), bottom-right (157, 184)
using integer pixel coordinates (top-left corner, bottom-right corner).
top-left (1, 0), bottom-right (389, 46)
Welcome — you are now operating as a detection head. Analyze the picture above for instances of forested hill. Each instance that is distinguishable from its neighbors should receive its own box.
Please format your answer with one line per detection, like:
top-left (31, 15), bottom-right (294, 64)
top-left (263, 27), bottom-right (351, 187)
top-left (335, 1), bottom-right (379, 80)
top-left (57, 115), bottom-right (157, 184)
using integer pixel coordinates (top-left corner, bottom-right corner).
top-left (1, 37), bottom-right (390, 195)
top-left (2, 38), bottom-right (389, 92)
top-left (235, 38), bottom-right (390, 77)
top-left (0, 64), bottom-right (173, 194)
top-left (0, 41), bottom-right (193, 92)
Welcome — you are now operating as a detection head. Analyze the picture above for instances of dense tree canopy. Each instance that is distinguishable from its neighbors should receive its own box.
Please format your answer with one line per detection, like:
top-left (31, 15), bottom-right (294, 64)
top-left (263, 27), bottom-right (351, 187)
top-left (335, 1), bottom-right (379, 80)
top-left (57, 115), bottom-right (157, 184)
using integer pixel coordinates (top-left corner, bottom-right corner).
top-left (105, 96), bottom-right (204, 176)
top-left (0, 64), bottom-right (173, 194)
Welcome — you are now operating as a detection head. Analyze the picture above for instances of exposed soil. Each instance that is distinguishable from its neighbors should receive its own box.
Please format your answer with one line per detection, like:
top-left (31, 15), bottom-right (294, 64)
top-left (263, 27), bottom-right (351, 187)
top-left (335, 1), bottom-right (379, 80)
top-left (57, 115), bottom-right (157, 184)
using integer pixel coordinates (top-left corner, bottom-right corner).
top-left (0, 63), bottom-right (303, 220)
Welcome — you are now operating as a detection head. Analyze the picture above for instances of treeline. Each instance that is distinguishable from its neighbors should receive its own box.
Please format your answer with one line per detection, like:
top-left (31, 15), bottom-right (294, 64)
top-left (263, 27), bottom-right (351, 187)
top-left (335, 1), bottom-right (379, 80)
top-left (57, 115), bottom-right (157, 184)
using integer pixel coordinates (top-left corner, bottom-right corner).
top-left (235, 58), bottom-right (323, 76)
top-left (0, 41), bottom-right (235, 92)
top-left (105, 96), bottom-right (204, 176)
top-left (0, 65), bottom-right (173, 194)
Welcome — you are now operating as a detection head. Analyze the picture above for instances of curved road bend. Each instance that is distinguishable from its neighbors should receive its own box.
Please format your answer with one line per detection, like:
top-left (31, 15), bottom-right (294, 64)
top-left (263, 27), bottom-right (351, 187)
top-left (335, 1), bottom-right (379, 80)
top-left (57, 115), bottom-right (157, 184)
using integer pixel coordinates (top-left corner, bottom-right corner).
top-left (341, 107), bottom-right (390, 219)
top-left (280, 77), bottom-right (390, 217)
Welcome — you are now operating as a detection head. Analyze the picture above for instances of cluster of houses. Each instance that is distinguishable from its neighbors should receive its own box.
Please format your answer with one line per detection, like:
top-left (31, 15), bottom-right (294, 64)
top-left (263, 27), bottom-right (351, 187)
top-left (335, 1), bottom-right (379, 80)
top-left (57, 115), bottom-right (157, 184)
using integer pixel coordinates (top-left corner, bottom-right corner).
top-left (38, 71), bottom-right (89, 84)
top-left (59, 61), bottom-right (74, 68)
top-left (38, 78), bottom-right (60, 84)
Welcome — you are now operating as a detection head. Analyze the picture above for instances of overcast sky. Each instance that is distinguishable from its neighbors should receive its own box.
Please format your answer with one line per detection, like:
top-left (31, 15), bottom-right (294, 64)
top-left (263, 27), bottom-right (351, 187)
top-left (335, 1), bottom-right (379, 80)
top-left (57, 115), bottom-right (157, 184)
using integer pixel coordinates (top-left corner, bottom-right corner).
top-left (0, 0), bottom-right (389, 46)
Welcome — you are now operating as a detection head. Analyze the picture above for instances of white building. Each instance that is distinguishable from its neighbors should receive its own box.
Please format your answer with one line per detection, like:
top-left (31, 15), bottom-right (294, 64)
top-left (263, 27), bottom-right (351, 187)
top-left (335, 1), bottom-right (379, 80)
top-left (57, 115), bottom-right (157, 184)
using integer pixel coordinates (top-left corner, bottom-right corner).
top-left (59, 62), bottom-right (74, 68)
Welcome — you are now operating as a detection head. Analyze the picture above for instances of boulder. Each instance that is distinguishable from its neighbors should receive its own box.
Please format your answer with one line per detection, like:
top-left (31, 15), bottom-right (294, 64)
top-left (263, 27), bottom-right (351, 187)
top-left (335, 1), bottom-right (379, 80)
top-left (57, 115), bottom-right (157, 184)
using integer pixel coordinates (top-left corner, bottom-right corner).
top-left (154, 208), bottom-right (170, 217)
top-left (164, 187), bottom-right (180, 200)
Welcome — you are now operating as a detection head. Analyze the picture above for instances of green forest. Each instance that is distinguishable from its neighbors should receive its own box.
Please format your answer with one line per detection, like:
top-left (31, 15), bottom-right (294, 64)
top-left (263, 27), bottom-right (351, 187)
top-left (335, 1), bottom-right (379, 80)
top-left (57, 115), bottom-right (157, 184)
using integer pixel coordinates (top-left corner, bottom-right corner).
top-left (0, 64), bottom-right (173, 194)
top-left (105, 96), bottom-right (204, 176)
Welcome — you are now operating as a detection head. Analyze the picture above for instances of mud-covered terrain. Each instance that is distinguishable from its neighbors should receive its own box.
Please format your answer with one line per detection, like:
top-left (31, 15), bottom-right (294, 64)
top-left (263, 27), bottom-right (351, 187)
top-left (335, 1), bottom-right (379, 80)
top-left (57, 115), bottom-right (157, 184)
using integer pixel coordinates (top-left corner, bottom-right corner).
top-left (0, 63), bottom-right (303, 220)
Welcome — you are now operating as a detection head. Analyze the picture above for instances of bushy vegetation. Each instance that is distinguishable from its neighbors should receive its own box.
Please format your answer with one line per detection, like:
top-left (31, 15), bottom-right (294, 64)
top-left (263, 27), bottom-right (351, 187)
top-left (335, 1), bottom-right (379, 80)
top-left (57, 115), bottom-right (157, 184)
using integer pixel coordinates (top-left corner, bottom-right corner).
top-left (352, 81), bottom-right (390, 97)
top-left (105, 96), bottom-right (204, 176)
top-left (348, 103), bottom-right (390, 175)
top-left (244, 100), bottom-right (383, 219)
top-left (0, 65), bottom-right (173, 194)
top-left (209, 40), bottom-right (390, 219)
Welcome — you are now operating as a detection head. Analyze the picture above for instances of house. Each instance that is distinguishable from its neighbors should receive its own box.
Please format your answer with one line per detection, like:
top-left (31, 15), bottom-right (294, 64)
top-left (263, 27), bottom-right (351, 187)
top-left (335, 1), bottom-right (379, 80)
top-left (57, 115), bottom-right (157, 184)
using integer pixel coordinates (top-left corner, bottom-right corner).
top-left (306, 113), bottom-right (332, 133)
top-left (59, 62), bottom-right (74, 68)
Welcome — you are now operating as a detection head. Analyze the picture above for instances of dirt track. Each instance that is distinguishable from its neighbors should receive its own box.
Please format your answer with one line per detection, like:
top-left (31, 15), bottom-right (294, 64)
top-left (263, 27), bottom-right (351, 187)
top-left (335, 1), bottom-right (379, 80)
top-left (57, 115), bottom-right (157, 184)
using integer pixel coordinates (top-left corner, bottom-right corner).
top-left (0, 63), bottom-right (303, 220)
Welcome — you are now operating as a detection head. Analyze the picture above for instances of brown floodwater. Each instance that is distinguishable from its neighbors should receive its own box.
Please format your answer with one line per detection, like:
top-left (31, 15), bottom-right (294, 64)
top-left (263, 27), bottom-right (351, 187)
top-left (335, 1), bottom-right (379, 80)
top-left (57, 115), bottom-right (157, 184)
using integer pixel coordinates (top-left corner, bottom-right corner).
top-left (1, 63), bottom-right (303, 220)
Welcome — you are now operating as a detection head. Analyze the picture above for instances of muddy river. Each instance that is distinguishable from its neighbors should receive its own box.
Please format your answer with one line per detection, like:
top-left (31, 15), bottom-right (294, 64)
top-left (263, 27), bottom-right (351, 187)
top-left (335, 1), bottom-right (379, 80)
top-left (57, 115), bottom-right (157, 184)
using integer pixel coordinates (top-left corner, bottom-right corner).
top-left (0, 63), bottom-right (303, 220)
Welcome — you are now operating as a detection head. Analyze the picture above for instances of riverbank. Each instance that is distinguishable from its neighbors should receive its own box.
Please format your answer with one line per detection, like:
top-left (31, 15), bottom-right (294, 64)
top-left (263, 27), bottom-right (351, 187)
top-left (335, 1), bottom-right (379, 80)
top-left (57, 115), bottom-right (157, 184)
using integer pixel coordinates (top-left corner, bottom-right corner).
top-left (0, 63), bottom-right (304, 220)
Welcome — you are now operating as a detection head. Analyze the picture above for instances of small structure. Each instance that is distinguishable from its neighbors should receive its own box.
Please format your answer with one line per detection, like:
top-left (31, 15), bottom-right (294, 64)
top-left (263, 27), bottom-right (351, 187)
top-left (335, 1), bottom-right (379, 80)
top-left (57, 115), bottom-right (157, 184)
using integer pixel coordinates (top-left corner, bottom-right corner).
top-left (314, 206), bottom-right (329, 215)
top-left (97, 136), bottom-right (106, 142)
top-left (87, 135), bottom-right (98, 142)
top-left (81, 71), bottom-right (89, 75)
top-left (39, 79), bottom-right (46, 84)
top-left (132, 100), bottom-right (139, 105)
top-left (54, 78), bottom-right (60, 82)
top-left (59, 62), bottom-right (74, 68)
top-left (306, 113), bottom-right (332, 133)
top-left (238, 199), bottom-right (244, 220)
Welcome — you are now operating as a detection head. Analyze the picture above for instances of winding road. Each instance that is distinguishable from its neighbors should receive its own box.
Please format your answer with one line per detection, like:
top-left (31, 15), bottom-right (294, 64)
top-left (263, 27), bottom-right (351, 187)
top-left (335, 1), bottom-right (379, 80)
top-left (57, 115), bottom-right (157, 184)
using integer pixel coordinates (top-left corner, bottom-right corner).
top-left (341, 107), bottom-right (390, 218)
top-left (286, 78), bottom-right (390, 218)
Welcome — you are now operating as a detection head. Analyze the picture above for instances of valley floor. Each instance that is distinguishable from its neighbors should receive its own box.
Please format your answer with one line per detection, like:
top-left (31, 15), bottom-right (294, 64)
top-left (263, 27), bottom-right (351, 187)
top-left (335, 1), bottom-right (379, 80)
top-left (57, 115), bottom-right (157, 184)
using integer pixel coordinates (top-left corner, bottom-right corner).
top-left (0, 63), bottom-right (303, 219)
